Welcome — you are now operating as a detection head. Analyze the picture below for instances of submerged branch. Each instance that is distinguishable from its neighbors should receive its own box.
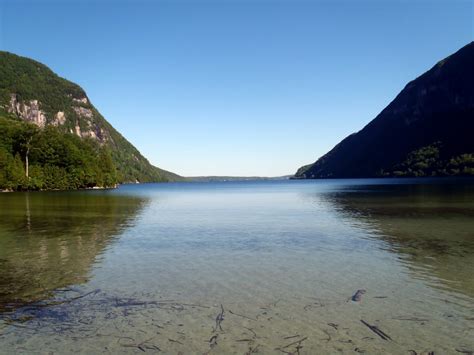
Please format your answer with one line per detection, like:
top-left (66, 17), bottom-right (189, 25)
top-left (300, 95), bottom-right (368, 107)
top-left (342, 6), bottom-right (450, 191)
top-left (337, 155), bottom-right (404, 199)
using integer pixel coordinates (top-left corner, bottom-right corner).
top-left (360, 320), bottom-right (392, 341)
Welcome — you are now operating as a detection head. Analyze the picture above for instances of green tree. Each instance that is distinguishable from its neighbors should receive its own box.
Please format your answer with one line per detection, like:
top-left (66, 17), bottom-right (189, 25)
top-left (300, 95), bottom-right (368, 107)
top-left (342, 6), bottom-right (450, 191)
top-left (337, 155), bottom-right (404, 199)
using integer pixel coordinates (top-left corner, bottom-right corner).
top-left (14, 123), bottom-right (39, 179)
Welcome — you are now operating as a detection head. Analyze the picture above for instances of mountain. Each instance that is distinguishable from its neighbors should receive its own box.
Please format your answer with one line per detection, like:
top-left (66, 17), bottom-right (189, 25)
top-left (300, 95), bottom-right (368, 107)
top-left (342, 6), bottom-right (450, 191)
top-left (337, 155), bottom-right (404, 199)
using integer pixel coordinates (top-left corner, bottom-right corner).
top-left (295, 42), bottom-right (474, 179)
top-left (0, 51), bottom-right (181, 185)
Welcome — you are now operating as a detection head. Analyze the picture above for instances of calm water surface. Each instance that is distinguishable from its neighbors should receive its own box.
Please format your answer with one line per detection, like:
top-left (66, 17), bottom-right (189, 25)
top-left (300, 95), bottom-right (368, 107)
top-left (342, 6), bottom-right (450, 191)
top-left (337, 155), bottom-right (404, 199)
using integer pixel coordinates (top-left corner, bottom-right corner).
top-left (0, 179), bottom-right (473, 354)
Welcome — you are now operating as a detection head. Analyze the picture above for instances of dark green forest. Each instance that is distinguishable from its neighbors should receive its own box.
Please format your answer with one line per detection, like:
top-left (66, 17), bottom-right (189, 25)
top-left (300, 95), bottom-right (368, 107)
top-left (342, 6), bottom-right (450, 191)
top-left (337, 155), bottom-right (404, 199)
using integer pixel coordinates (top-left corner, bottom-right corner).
top-left (386, 143), bottom-right (474, 177)
top-left (294, 42), bottom-right (474, 179)
top-left (0, 116), bottom-right (117, 191)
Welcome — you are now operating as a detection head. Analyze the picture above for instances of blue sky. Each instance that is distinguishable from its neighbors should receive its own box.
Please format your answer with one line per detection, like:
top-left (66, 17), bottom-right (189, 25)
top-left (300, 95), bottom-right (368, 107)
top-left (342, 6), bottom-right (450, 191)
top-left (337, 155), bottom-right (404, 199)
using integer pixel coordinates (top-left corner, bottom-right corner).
top-left (1, 0), bottom-right (472, 176)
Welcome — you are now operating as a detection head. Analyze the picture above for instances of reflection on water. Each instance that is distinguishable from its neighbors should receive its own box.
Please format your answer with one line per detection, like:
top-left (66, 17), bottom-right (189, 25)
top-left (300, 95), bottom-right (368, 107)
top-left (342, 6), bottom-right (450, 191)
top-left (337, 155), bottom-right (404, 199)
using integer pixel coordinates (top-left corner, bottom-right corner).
top-left (323, 183), bottom-right (474, 299)
top-left (0, 191), bottom-right (147, 310)
top-left (0, 179), bottom-right (473, 353)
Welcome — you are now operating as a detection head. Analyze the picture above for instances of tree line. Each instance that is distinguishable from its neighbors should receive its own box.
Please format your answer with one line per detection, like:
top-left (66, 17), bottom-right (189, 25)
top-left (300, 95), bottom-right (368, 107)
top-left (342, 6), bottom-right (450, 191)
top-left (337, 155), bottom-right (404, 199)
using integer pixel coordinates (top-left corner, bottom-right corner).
top-left (0, 116), bottom-right (118, 191)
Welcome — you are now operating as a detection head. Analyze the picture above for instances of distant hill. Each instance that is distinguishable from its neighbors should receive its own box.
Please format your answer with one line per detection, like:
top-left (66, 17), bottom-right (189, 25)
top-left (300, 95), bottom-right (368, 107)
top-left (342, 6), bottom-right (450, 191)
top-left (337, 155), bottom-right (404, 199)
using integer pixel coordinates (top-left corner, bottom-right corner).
top-left (186, 175), bottom-right (292, 182)
top-left (295, 42), bottom-right (474, 179)
top-left (0, 51), bottom-right (181, 186)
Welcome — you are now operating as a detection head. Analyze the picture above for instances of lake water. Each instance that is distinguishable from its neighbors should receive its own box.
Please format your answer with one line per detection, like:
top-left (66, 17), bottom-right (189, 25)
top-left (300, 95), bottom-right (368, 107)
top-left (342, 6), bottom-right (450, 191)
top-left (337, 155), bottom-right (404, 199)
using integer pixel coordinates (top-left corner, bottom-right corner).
top-left (0, 179), bottom-right (473, 354)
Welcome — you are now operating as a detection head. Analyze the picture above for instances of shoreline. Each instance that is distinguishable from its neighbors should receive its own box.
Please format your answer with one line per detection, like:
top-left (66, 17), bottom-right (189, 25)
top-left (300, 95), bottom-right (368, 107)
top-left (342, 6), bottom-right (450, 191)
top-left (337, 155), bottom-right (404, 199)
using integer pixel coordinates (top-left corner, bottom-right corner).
top-left (0, 185), bottom-right (118, 193)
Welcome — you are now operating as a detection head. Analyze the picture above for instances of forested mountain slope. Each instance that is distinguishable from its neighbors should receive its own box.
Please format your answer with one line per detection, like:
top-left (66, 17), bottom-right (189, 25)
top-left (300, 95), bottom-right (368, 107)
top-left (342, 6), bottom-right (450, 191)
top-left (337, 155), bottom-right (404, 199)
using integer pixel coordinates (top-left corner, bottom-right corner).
top-left (295, 42), bottom-right (474, 179)
top-left (0, 51), bottom-right (181, 189)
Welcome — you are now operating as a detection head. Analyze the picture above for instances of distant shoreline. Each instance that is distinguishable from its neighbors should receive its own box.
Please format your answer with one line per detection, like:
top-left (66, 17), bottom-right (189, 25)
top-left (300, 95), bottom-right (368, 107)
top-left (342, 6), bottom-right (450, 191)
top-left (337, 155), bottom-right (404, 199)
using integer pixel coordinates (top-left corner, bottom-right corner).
top-left (185, 175), bottom-right (292, 182)
top-left (3, 176), bottom-right (474, 193)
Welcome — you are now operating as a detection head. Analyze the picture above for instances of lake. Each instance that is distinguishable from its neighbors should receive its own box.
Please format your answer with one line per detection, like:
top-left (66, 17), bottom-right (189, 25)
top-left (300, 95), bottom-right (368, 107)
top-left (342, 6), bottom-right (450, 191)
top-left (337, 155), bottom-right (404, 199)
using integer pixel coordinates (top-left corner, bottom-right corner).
top-left (0, 179), bottom-right (473, 354)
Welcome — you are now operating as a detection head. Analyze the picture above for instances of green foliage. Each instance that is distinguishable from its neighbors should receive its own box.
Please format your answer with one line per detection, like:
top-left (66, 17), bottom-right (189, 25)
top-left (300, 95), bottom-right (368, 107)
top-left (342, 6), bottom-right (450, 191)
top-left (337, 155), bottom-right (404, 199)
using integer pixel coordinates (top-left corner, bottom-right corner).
top-left (0, 52), bottom-right (85, 133)
top-left (0, 51), bottom-right (181, 183)
top-left (0, 116), bottom-right (118, 191)
top-left (386, 143), bottom-right (474, 177)
top-left (447, 153), bottom-right (474, 175)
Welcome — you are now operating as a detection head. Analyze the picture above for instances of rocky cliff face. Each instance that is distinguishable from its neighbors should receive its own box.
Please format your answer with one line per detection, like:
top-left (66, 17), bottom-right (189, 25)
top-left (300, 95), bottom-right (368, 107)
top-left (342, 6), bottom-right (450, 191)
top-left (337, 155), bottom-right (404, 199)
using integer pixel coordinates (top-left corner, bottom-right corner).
top-left (0, 51), bottom-right (181, 182)
top-left (295, 42), bottom-right (474, 179)
top-left (7, 93), bottom-right (109, 142)
top-left (8, 94), bottom-right (47, 127)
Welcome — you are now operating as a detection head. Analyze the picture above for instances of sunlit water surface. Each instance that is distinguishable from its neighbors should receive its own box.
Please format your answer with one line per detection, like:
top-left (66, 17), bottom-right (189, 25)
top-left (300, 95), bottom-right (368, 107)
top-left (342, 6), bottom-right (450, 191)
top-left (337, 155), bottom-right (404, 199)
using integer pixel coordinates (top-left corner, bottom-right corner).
top-left (0, 179), bottom-right (473, 354)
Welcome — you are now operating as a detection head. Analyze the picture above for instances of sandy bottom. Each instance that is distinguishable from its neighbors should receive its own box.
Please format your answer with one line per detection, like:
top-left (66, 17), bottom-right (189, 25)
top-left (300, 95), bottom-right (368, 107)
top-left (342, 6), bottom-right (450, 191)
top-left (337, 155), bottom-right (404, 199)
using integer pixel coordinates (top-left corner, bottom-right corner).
top-left (1, 250), bottom-right (473, 355)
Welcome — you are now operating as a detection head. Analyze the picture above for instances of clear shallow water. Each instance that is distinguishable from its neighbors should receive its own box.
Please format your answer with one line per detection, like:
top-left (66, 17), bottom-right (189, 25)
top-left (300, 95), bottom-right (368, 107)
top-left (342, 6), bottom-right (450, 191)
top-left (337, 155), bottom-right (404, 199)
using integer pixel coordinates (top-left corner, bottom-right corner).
top-left (0, 179), bottom-right (473, 354)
